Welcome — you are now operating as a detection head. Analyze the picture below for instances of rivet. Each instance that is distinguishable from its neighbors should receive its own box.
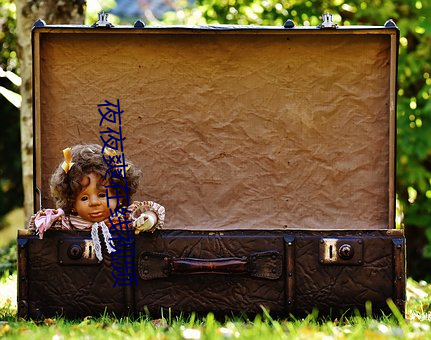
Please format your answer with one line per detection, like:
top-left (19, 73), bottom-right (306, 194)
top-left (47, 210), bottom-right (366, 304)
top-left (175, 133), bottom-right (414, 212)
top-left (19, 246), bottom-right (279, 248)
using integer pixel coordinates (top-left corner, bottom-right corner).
top-left (144, 256), bottom-right (149, 260)
top-left (320, 259), bottom-right (324, 263)
top-left (358, 240), bottom-right (363, 244)
top-left (358, 260), bottom-right (362, 264)
top-left (144, 270), bottom-right (149, 274)
top-left (271, 255), bottom-right (276, 260)
top-left (288, 272), bottom-right (293, 277)
top-left (272, 268), bottom-right (277, 273)
top-left (397, 245), bottom-right (401, 249)
top-left (288, 242), bottom-right (292, 246)
top-left (59, 260), bottom-right (63, 264)
top-left (320, 240), bottom-right (324, 244)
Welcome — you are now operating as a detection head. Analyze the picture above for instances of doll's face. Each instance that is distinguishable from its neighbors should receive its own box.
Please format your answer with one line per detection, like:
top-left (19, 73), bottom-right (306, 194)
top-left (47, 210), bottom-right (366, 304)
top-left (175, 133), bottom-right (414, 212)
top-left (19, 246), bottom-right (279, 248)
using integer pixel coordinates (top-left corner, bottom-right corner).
top-left (73, 173), bottom-right (117, 222)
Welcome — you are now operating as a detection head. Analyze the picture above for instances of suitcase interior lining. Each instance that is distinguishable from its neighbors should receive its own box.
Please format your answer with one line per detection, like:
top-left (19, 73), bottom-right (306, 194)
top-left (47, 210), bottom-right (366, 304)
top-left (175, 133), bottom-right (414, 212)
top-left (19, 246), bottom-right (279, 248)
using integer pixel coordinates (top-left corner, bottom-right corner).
top-left (34, 30), bottom-right (395, 230)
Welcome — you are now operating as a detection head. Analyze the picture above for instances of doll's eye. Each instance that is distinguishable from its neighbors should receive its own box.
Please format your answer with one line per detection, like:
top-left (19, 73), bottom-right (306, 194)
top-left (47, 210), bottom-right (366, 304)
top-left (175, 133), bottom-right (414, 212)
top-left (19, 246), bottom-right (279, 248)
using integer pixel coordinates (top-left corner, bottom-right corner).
top-left (80, 196), bottom-right (88, 201)
top-left (98, 192), bottom-right (106, 198)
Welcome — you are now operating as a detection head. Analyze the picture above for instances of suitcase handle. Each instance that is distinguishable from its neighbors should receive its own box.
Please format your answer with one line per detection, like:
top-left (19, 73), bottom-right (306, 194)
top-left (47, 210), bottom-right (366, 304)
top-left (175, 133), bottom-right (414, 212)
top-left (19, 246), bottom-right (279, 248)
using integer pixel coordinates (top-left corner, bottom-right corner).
top-left (138, 251), bottom-right (282, 280)
top-left (171, 257), bottom-right (248, 274)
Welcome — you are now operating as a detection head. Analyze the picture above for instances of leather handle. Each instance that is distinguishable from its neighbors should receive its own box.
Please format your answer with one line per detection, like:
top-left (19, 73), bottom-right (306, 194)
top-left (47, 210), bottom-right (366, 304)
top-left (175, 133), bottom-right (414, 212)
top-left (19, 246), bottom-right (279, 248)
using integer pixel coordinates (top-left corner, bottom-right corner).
top-left (171, 257), bottom-right (248, 274)
top-left (138, 251), bottom-right (282, 280)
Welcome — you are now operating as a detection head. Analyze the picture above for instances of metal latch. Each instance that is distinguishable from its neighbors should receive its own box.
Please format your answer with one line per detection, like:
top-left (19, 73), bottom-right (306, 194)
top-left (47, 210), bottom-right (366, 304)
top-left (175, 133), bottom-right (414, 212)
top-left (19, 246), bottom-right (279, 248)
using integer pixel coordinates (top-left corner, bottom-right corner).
top-left (92, 11), bottom-right (114, 28)
top-left (318, 13), bottom-right (338, 29)
top-left (319, 237), bottom-right (363, 265)
top-left (58, 239), bottom-right (100, 265)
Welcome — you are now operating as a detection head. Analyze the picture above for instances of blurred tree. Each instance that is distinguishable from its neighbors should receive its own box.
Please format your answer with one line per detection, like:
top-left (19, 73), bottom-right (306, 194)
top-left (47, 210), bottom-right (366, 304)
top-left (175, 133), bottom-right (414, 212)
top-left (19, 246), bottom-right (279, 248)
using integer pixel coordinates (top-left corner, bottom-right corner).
top-left (163, 0), bottom-right (431, 280)
top-left (0, 0), bottom-right (23, 226)
top-left (394, 0), bottom-right (431, 280)
top-left (15, 0), bottom-right (87, 220)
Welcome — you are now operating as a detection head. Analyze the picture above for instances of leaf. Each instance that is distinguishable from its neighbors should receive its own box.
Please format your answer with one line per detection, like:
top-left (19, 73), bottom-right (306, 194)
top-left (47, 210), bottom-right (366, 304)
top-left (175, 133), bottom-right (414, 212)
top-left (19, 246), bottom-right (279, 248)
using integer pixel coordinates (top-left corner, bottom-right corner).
top-left (43, 318), bottom-right (56, 326)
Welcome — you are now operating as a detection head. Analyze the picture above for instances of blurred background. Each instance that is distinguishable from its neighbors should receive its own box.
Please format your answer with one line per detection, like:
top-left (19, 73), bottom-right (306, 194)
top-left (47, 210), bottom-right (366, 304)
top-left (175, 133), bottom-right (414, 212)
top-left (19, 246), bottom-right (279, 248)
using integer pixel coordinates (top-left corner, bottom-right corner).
top-left (0, 0), bottom-right (430, 280)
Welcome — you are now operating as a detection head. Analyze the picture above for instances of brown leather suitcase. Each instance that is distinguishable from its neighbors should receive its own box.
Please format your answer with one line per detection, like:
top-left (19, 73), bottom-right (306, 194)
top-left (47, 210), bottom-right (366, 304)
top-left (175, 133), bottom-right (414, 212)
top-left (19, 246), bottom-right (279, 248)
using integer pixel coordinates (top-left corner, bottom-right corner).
top-left (17, 14), bottom-right (405, 318)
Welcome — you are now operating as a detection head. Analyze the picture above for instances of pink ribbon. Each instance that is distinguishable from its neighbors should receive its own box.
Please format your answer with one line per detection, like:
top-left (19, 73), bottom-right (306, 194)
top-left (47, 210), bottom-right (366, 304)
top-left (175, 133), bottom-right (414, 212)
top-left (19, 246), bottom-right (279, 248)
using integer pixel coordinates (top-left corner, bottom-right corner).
top-left (34, 208), bottom-right (70, 239)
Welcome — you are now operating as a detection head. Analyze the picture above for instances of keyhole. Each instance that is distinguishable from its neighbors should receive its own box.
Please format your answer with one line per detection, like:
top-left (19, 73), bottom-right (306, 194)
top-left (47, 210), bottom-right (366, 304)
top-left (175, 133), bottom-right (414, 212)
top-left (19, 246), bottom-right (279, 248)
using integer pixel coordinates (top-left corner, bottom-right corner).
top-left (338, 244), bottom-right (354, 260)
top-left (329, 245), bottom-right (333, 259)
top-left (67, 244), bottom-right (83, 259)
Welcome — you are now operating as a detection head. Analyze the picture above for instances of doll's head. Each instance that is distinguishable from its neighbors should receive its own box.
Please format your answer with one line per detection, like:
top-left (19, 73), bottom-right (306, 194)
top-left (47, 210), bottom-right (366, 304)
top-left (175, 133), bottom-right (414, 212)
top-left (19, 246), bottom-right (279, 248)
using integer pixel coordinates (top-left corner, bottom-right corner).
top-left (50, 144), bottom-right (141, 221)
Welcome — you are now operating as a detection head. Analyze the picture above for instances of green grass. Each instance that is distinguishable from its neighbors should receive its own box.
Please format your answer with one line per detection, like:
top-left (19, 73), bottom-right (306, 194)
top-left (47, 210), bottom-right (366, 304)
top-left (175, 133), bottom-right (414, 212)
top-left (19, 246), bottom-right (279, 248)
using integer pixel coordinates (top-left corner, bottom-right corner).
top-left (1, 273), bottom-right (431, 339)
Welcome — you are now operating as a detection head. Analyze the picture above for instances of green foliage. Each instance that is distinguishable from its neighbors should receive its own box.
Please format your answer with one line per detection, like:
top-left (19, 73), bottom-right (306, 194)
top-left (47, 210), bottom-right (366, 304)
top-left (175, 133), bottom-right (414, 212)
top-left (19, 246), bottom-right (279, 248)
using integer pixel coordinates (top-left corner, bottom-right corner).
top-left (164, 0), bottom-right (431, 279)
top-left (0, 240), bottom-right (17, 278)
top-left (1, 282), bottom-right (431, 338)
top-left (0, 0), bottom-right (23, 226)
top-left (395, 1), bottom-right (431, 265)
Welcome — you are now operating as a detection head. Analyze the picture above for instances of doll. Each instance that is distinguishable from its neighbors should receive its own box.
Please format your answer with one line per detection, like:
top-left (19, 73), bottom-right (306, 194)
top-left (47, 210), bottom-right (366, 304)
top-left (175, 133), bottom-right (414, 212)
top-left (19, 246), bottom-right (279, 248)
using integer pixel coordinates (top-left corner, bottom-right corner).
top-left (28, 144), bottom-right (165, 260)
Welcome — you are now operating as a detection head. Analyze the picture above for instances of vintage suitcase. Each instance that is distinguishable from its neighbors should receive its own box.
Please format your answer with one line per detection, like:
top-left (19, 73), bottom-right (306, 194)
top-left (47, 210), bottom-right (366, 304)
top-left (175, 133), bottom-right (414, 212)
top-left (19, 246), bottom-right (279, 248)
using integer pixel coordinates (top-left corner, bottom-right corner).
top-left (18, 13), bottom-right (405, 318)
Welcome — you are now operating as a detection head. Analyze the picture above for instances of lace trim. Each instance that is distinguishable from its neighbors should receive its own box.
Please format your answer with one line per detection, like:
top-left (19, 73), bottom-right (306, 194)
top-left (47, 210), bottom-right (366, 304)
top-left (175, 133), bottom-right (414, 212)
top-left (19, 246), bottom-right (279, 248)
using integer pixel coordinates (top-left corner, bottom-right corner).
top-left (100, 221), bottom-right (116, 254)
top-left (91, 222), bottom-right (117, 261)
top-left (91, 223), bottom-right (103, 261)
top-left (129, 201), bottom-right (165, 230)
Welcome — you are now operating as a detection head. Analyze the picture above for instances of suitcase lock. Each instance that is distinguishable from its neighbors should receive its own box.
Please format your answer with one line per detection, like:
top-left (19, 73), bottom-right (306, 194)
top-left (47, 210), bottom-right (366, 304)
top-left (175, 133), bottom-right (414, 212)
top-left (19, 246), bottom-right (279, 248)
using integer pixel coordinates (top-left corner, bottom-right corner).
top-left (319, 238), bottom-right (363, 265)
top-left (58, 239), bottom-right (100, 265)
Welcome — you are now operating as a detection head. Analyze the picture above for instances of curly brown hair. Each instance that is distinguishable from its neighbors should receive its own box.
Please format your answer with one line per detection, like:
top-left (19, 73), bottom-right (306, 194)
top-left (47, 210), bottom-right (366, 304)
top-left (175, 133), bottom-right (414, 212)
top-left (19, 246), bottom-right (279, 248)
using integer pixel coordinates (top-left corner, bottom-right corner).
top-left (50, 144), bottom-right (141, 214)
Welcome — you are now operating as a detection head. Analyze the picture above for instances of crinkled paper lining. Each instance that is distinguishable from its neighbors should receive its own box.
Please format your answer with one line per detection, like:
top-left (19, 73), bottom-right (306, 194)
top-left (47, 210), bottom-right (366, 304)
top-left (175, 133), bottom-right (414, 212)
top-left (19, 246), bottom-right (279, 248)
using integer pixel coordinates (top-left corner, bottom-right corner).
top-left (37, 31), bottom-right (391, 230)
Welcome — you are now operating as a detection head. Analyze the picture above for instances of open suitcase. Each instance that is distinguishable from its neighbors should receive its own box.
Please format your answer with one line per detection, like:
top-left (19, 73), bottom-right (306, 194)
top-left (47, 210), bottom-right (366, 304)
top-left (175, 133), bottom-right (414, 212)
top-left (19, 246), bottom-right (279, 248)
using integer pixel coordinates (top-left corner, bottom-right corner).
top-left (18, 13), bottom-right (405, 318)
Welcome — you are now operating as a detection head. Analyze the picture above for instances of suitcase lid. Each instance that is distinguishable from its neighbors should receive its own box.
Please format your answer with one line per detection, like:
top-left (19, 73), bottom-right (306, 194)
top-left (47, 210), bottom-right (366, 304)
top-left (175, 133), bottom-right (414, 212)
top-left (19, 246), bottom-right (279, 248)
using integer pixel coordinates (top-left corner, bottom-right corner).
top-left (32, 19), bottom-right (399, 230)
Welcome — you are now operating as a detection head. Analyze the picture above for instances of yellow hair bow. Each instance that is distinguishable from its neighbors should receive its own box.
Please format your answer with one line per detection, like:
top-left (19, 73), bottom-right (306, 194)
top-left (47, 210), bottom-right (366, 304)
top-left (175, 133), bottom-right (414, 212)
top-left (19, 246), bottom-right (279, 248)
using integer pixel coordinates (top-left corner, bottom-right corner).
top-left (104, 146), bottom-right (117, 158)
top-left (103, 146), bottom-right (130, 171)
top-left (61, 147), bottom-right (75, 173)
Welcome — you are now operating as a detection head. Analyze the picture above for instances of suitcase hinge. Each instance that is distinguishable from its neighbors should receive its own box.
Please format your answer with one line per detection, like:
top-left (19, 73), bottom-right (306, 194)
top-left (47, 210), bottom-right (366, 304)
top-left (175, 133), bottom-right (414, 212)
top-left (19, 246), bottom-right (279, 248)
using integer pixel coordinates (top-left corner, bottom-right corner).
top-left (318, 13), bottom-right (338, 29)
